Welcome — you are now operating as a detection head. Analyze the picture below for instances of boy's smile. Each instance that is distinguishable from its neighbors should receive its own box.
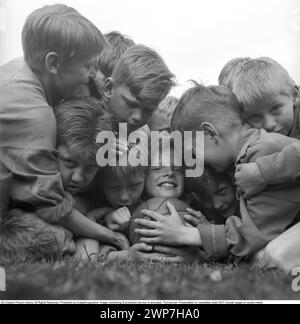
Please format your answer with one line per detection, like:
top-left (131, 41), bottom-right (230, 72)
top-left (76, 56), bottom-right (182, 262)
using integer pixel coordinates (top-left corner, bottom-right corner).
top-left (145, 166), bottom-right (184, 199)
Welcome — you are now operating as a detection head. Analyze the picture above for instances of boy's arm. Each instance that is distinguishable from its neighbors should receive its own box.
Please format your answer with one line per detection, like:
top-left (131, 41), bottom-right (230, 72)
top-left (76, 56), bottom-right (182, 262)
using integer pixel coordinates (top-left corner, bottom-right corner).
top-left (256, 141), bottom-right (300, 184)
top-left (236, 142), bottom-right (300, 198)
top-left (58, 209), bottom-right (130, 250)
top-left (1, 107), bottom-right (74, 223)
top-left (197, 189), bottom-right (300, 260)
top-left (199, 144), bottom-right (300, 260)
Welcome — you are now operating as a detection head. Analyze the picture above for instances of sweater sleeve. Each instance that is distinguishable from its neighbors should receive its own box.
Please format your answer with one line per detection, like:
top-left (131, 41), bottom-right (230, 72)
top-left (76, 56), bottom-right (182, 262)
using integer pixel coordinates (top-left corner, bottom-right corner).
top-left (0, 106), bottom-right (74, 224)
top-left (256, 141), bottom-right (300, 185)
top-left (198, 140), bottom-right (300, 259)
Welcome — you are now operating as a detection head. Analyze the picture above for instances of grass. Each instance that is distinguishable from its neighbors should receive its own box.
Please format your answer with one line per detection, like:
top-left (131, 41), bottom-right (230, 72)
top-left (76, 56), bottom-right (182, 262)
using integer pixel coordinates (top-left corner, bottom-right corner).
top-left (1, 259), bottom-right (300, 301)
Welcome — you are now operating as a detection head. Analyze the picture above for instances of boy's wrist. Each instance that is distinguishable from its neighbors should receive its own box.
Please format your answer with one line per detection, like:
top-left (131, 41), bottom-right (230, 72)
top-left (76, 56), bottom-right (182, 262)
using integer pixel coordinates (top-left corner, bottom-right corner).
top-left (179, 227), bottom-right (202, 247)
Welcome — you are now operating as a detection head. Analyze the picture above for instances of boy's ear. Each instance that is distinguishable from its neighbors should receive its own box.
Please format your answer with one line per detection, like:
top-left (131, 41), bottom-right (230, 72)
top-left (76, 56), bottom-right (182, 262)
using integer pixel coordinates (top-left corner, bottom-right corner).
top-left (201, 122), bottom-right (219, 144)
top-left (104, 78), bottom-right (113, 101)
top-left (45, 52), bottom-right (61, 75)
top-left (293, 85), bottom-right (300, 101)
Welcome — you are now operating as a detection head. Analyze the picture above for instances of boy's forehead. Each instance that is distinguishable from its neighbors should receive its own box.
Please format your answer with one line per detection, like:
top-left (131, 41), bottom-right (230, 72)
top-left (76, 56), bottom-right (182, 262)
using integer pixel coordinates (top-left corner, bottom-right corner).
top-left (116, 84), bottom-right (139, 104)
top-left (244, 94), bottom-right (290, 113)
top-left (103, 168), bottom-right (145, 184)
top-left (58, 144), bottom-right (97, 165)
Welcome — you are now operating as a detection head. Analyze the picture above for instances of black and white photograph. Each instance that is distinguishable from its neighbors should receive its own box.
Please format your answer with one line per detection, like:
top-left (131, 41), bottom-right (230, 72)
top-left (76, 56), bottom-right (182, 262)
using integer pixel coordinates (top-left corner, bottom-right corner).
top-left (1, 0), bottom-right (300, 304)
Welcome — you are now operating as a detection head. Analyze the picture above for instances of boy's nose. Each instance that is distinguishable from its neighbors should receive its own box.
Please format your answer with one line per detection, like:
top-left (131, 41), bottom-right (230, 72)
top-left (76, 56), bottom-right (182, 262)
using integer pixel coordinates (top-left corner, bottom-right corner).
top-left (118, 191), bottom-right (131, 205)
top-left (71, 168), bottom-right (84, 184)
top-left (130, 110), bottom-right (142, 125)
top-left (90, 69), bottom-right (97, 79)
top-left (163, 168), bottom-right (174, 176)
top-left (264, 115), bottom-right (277, 132)
top-left (212, 197), bottom-right (224, 211)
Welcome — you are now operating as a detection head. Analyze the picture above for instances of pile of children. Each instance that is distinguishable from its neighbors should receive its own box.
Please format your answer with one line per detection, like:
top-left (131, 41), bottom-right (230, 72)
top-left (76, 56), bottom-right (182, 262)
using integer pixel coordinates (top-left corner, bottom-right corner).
top-left (1, 4), bottom-right (300, 274)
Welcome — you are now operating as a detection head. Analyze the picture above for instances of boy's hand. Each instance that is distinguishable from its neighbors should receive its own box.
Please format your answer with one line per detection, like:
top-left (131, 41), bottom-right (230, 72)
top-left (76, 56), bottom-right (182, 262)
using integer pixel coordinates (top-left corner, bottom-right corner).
top-left (109, 138), bottom-right (129, 156)
top-left (128, 244), bottom-right (188, 263)
top-left (87, 207), bottom-right (113, 223)
top-left (112, 232), bottom-right (130, 250)
top-left (184, 208), bottom-right (210, 227)
top-left (154, 246), bottom-right (200, 264)
top-left (235, 163), bottom-right (267, 199)
top-left (105, 207), bottom-right (131, 232)
top-left (135, 201), bottom-right (189, 246)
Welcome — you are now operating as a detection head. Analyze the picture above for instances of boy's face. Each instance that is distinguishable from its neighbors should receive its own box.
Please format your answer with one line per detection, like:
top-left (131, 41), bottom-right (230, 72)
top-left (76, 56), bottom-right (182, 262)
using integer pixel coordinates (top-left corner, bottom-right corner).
top-left (50, 225), bottom-right (76, 255)
top-left (244, 94), bottom-right (295, 135)
top-left (57, 145), bottom-right (99, 195)
top-left (200, 134), bottom-right (234, 173)
top-left (202, 179), bottom-right (238, 219)
top-left (55, 54), bottom-right (99, 100)
top-left (107, 83), bottom-right (154, 132)
top-left (145, 166), bottom-right (184, 199)
top-left (102, 172), bottom-right (145, 209)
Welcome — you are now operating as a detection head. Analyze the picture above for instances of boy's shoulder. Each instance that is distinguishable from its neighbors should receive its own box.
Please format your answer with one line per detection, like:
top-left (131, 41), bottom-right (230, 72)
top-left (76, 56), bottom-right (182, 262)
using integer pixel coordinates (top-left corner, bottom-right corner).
top-left (0, 58), bottom-right (57, 147)
top-left (237, 125), bottom-right (297, 164)
top-left (0, 58), bottom-right (48, 107)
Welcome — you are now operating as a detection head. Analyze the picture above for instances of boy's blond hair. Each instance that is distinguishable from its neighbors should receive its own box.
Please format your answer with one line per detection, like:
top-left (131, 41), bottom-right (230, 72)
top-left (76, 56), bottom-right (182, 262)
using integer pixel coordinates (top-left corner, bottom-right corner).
top-left (111, 45), bottom-right (175, 112)
top-left (99, 31), bottom-right (135, 78)
top-left (0, 210), bottom-right (74, 265)
top-left (233, 57), bottom-right (297, 111)
top-left (219, 57), bottom-right (251, 90)
top-left (22, 4), bottom-right (109, 73)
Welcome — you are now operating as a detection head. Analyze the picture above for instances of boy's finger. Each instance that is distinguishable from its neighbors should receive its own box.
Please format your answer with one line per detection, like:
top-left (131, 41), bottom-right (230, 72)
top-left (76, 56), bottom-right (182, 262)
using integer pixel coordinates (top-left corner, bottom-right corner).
top-left (134, 243), bottom-right (153, 252)
top-left (186, 208), bottom-right (202, 218)
top-left (235, 164), bottom-right (242, 172)
top-left (141, 210), bottom-right (164, 221)
top-left (140, 237), bottom-right (161, 244)
top-left (166, 201), bottom-right (177, 215)
top-left (135, 218), bottom-right (159, 229)
top-left (154, 246), bottom-right (181, 255)
top-left (183, 215), bottom-right (198, 226)
top-left (160, 256), bottom-right (185, 264)
top-left (135, 229), bottom-right (160, 237)
top-left (108, 224), bottom-right (120, 231)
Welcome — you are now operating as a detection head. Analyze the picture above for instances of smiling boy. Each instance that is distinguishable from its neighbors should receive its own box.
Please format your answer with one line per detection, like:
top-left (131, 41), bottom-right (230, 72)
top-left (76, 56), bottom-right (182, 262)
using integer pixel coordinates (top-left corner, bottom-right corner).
top-left (135, 85), bottom-right (300, 260)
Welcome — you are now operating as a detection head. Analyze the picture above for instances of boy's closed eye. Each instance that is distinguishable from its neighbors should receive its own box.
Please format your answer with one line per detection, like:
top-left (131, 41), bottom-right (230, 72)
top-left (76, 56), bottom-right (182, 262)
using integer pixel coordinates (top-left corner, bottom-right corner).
top-left (270, 105), bottom-right (282, 115)
top-left (129, 181), bottom-right (145, 190)
top-left (62, 158), bottom-right (77, 169)
top-left (247, 113), bottom-right (263, 124)
top-left (217, 186), bottom-right (229, 197)
top-left (123, 96), bottom-right (139, 110)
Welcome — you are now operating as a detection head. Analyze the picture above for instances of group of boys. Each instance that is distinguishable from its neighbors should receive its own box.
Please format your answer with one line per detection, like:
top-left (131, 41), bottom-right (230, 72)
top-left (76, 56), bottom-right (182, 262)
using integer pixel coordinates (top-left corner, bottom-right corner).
top-left (1, 4), bottom-right (300, 273)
